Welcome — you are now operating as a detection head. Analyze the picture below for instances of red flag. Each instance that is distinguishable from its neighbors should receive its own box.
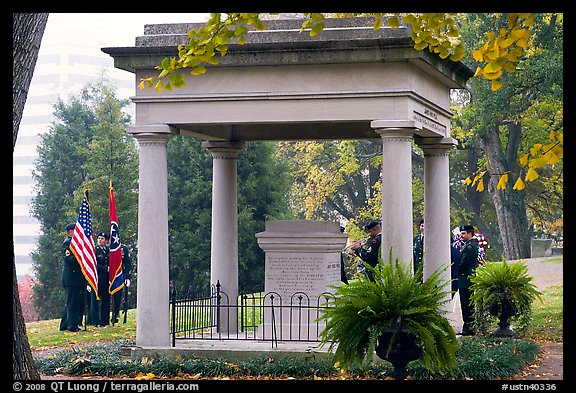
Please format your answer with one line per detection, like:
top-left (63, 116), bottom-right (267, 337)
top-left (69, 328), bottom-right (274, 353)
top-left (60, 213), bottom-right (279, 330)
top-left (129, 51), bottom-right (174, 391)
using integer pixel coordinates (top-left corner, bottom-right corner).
top-left (108, 185), bottom-right (124, 295)
top-left (70, 190), bottom-right (99, 300)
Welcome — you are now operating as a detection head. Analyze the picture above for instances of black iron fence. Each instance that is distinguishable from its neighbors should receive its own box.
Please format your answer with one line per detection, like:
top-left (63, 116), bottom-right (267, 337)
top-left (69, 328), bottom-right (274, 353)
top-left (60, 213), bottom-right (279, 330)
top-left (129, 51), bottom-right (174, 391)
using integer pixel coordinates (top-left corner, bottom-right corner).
top-left (170, 281), bottom-right (336, 347)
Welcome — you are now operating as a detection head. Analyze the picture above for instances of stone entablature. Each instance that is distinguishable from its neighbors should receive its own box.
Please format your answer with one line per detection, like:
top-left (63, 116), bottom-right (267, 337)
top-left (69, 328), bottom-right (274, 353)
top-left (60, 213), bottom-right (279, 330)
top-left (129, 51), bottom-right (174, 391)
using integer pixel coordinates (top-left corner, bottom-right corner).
top-left (103, 17), bottom-right (472, 142)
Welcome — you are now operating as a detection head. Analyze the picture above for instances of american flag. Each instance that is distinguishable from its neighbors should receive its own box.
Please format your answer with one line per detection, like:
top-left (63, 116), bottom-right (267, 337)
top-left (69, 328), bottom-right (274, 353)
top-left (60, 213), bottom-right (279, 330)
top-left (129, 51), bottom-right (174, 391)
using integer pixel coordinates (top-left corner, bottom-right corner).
top-left (70, 190), bottom-right (99, 300)
top-left (108, 185), bottom-right (124, 295)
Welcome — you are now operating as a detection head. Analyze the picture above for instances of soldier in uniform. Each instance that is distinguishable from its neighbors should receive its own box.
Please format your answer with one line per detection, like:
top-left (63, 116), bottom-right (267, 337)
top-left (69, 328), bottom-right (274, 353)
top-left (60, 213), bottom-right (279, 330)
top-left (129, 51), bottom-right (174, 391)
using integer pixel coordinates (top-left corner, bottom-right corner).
top-left (91, 232), bottom-right (110, 327)
top-left (413, 218), bottom-right (424, 274)
top-left (458, 224), bottom-right (479, 335)
top-left (59, 222), bottom-right (84, 332)
top-left (450, 238), bottom-right (462, 298)
top-left (351, 220), bottom-right (382, 282)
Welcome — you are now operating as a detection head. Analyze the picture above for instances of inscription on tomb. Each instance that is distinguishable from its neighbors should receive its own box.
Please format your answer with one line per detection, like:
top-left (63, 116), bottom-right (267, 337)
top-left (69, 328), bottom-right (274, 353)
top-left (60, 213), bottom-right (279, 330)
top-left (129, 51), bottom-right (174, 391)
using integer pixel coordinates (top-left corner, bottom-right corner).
top-left (265, 253), bottom-right (340, 298)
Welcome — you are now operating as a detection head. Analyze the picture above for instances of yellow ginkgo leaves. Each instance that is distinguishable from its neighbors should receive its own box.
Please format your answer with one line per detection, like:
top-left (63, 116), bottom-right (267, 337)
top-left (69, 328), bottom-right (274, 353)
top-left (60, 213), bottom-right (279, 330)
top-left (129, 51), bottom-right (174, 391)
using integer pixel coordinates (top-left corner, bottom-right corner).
top-left (496, 172), bottom-right (509, 190)
top-left (513, 177), bottom-right (526, 190)
top-left (464, 129), bottom-right (562, 192)
top-left (142, 13), bottom-right (540, 93)
top-left (134, 372), bottom-right (156, 380)
top-left (464, 171), bottom-right (486, 192)
top-left (469, 14), bottom-right (533, 91)
top-left (525, 167), bottom-right (540, 182)
top-left (396, 13), bottom-right (466, 62)
top-left (473, 171), bottom-right (486, 192)
top-left (143, 13), bottom-right (266, 92)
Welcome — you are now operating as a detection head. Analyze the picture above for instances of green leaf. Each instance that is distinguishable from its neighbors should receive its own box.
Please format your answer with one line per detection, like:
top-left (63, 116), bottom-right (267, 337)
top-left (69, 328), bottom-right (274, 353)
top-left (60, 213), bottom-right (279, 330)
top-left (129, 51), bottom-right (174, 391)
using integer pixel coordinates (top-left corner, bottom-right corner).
top-left (310, 22), bottom-right (325, 37)
top-left (414, 41), bottom-right (428, 50)
top-left (387, 16), bottom-right (400, 28)
top-left (252, 20), bottom-right (267, 30)
top-left (191, 66), bottom-right (206, 76)
top-left (234, 25), bottom-right (249, 37)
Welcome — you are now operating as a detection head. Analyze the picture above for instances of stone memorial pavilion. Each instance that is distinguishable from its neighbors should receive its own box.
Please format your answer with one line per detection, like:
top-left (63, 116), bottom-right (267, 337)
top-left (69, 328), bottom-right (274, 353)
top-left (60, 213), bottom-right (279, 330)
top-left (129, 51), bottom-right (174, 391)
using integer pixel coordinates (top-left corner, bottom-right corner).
top-left (103, 16), bottom-right (473, 349)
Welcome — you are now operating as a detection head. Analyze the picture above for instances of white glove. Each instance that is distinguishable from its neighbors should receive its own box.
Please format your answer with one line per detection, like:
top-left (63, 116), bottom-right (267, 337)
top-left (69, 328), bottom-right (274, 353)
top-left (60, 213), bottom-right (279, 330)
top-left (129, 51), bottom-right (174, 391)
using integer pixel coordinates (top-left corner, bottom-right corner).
top-left (125, 279), bottom-right (131, 287)
top-left (86, 285), bottom-right (91, 292)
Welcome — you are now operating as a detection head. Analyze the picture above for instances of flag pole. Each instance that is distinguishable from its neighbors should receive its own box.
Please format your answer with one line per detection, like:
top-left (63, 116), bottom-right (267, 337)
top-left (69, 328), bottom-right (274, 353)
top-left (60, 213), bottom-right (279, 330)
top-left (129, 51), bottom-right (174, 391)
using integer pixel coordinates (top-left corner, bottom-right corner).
top-left (83, 284), bottom-right (88, 331)
top-left (122, 286), bottom-right (128, 323)
top-left (83, 189), bottom-right (89, 331)
top-left (111, 295), bottom-right (115, 326)
top-left (109, 180), bottom-right (114, 327)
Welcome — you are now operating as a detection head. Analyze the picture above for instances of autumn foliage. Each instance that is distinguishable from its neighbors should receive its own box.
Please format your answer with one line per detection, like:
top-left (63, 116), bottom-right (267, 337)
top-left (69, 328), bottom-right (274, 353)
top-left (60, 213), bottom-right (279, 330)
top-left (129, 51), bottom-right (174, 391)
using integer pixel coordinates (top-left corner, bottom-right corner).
top-left (18, 275), bottom-right (40, 322)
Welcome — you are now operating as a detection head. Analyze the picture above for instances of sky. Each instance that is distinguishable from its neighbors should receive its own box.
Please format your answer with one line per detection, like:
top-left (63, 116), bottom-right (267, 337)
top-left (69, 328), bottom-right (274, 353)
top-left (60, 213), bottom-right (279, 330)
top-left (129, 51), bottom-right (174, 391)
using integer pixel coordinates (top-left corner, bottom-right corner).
top-left (43, 13), bottom-right (211, 48)
top-left (13, 13), bottom-right (212, 279)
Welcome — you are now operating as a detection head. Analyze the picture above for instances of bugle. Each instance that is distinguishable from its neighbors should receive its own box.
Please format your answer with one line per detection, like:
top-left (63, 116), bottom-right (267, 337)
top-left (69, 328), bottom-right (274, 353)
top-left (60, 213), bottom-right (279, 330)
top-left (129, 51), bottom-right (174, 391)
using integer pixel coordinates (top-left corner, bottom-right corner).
top-left (342, 237), bottom-right (369, 254)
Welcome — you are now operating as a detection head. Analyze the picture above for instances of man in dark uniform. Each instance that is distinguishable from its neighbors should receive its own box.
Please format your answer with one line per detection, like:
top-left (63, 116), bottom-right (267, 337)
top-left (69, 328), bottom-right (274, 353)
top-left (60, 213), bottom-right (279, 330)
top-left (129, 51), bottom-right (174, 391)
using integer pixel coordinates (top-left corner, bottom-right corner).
top-left (458, 224), bottom-right (479, 335)
top-left (351, 220), bottom-right (382, 282)
top-left (111, 244), bottom-right (132, 323)
top-left (450, 239), bottom-right (462, 298)
top-left (413, 218), bottom-right (424, 274)
top-left (92, 231), bottom-right (110, 327)
top-left (59, 222), bottom-right (84, 332)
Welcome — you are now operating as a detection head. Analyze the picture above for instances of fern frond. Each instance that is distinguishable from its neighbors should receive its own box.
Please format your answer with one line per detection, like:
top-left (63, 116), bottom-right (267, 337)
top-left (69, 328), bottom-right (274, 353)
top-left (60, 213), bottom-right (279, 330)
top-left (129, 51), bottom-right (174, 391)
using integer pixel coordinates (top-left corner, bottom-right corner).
top-left (318, 250), bottom-right (459, 372)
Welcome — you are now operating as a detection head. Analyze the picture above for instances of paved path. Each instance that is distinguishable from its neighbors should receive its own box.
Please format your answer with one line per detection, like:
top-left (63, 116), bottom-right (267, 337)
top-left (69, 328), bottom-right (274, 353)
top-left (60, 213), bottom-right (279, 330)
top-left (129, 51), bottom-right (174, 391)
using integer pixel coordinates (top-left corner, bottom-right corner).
top-left (521, 256), bottom-right (563, 291)
top-left (510, 256), bottom-right (563, 380)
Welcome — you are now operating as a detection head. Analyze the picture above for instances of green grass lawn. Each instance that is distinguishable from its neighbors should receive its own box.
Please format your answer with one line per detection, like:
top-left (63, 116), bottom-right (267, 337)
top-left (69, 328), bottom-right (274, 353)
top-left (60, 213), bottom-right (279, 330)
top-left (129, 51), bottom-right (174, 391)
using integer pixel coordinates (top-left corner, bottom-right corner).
top-left (538, 257), bottom-right (563, 264)
top-left (27, 309), bottom-right (137, 350)
top-left (524, 284), bottom-right (563, 342)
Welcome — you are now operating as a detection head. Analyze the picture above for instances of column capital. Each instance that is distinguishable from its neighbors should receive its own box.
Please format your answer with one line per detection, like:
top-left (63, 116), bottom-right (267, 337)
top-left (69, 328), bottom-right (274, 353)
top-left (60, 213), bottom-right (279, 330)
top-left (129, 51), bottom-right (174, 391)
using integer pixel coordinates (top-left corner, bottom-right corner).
top-left (371, 119), bottom-right (416, 130)
top-left (202, 140), bottom-right (246, 158)
top-left (370, 120), bottom-right (417, 141)
top-left (127, 124), bottom-right (177, 144)
top-left (415, 136), bottom-right (458, 156)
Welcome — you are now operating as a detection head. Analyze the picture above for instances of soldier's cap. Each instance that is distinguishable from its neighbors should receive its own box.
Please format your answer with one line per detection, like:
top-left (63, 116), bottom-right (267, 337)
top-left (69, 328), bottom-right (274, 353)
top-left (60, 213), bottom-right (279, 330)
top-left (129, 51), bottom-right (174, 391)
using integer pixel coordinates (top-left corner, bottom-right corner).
top-left (364, 220), bottom-right (381, 231)
top-left (97, 231), bottom-right (110, 239)
top-left (65, 222), bottom-right (76, 231)
top-left (460, 225), bottom-right (475, 233)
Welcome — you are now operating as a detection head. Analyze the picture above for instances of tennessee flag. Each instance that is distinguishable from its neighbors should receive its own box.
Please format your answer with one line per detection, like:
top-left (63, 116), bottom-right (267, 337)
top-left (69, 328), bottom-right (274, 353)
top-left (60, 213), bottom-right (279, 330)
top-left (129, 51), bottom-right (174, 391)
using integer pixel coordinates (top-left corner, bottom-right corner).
top-left (108, 185), bottom-right (124, 295)
top-left (70, 190), bottom-right (99, 299)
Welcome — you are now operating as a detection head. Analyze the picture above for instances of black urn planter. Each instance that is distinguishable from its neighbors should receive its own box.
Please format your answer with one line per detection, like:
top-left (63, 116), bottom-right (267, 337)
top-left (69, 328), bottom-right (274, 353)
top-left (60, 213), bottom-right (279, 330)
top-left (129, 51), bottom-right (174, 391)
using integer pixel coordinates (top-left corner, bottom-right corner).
top-left (489, 294), bottom-right (517, 338)
top-left (376, 328), bottom-right (423, 380)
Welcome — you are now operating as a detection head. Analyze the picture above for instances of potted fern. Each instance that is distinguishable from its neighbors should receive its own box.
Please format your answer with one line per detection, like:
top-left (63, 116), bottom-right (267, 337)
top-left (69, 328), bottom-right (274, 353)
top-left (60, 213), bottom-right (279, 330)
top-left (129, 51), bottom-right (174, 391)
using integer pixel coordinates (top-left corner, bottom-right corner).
top-left (317, 251), bottom-right (459, 380)
top-left (470, 260), bottom-right (543, 337)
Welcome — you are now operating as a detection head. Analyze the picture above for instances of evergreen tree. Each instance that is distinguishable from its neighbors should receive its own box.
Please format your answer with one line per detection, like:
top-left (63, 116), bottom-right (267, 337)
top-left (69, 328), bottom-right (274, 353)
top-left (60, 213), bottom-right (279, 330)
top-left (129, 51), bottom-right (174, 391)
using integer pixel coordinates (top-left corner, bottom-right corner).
top-left (30, 79), bottom-right (137, 319)
top-left (30, 91), bottom-right (98, 319)
top-left (237, 141), bottom-right (293, 291)
top-left (167, 137), bottom-right (292, 294)
top-left (79, 82), bottom-right (139, 253)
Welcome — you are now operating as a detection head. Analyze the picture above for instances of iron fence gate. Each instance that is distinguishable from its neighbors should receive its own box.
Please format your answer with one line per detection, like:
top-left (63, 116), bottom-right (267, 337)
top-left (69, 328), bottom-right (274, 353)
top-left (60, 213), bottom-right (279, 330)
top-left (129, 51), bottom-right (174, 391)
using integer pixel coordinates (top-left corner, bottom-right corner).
top-left (170, 281), bottom-right (336, 347)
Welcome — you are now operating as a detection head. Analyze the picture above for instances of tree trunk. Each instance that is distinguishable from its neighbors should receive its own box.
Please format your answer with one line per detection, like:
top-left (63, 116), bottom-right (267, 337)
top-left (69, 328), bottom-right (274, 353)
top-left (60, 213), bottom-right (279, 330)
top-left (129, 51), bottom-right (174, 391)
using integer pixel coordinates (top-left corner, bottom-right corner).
top-left (13, 12), bottom-right (49, 380)
top-left (464, 147), bottom-right (485, 218)
top-left (13, 13), bottom-right (48, 149)
top-left (481, 125), bottom-right (531, 260)
top-left (13, 249), bottom-right (41, 380)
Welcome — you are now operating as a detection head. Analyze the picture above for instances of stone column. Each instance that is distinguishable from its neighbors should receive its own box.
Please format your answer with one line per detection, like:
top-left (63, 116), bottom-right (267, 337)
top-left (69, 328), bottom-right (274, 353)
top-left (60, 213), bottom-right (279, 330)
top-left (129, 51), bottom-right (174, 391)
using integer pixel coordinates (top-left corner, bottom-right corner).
top-left (417, 137), bottom-right (457, 308)
top-left (202, 140), bottom-right (246, 334)
top-left (372, 121), bottom-right (416, 269)
top-left (127, 125), bottom-right (176, 347)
